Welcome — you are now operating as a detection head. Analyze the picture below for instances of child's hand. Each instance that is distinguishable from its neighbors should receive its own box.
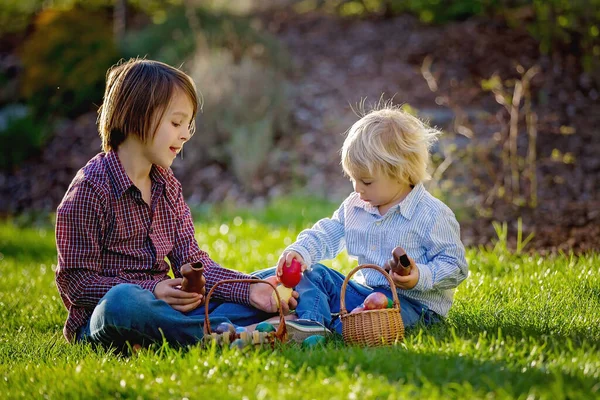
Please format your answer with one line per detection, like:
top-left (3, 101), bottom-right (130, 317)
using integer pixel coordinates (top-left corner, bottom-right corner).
top-left (249, 276), bottom-right (299, 314)
top-left (154, 278), bottom-right (204, 312)
top-left (390, 255), bottom-right (419, 290)
top-left (276, 251), bottom-right (308, 278)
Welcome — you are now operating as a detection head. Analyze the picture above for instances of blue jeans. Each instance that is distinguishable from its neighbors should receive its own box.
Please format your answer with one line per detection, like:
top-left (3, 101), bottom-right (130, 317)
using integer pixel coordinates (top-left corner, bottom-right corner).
top-left (76, 283), bottom-right (241, 348)
top-left (210, 264), bottom-right (439, 334)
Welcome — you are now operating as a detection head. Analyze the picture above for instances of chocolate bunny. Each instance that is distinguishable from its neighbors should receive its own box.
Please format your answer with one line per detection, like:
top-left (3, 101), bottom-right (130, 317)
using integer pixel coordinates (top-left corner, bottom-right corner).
top-left (383, 247), bottom-right (411, 277)
top-left (180, 261), bottom-right (206, 295)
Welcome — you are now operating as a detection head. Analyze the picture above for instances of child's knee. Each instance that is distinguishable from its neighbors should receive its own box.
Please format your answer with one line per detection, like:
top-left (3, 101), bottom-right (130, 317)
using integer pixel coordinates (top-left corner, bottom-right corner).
top-left (96, 284), bottom-right (150, 324)
top-left (104, 283), bottom-right (147, 303)
top-left (304, 263), bottom-right (329, 281)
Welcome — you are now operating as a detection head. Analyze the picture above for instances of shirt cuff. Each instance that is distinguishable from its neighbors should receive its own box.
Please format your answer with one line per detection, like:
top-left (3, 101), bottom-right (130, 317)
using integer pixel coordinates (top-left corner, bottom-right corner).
top-left (204, 262), bottom-right (253, 306)
top-left (229, 281), bottom-right (252, 306)
top-left (412, 263), bottom-right (433, 292)
top-left (286, 244), bottom-right (313, 267)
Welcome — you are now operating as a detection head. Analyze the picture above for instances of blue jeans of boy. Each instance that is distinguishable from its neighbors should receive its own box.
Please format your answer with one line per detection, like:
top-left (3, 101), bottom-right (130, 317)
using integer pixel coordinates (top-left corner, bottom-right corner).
top-left (76, 283), bottom-right (243, 348)
top-left (210, 264), bottom-right (439, 334)
top-left (77, 265), bottom-right (437, 348)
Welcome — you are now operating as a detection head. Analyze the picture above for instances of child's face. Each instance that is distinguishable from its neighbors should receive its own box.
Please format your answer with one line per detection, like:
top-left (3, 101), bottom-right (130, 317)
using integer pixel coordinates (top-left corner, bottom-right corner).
top-left (351, 171), bottom-right (411, 213)
top-left (145, 89), bottom-right (194, 169)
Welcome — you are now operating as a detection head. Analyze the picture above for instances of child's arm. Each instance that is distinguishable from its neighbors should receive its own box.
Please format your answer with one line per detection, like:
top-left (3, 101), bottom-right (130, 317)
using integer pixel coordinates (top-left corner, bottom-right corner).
top-left (284, 199), bottom-right (348, 268)
top-left (406, 207), bottom-right (468, 292)
top-left (168, 188), bottom-right (255, 306)
top-left (55, 180), bottom-right (163, 309)
top-left (276, 250), bottom-right (307, 276)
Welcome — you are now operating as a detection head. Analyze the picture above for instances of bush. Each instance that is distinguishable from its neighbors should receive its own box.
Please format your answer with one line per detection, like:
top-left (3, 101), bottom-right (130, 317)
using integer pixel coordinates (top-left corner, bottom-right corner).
top-left (0, 105), bottom-right (50, 171)
top-left (187, 49), bottom-right (291, 192)
top-left (372, 0), bottom-right (494, 22)
top-left (310, 0), bottom-right (599, 75)
top-left (19, 6), bottom-right (119, 118)
top-left (0, 0), bottom-right (42, 36)
top-left (518, 0), bottom-right (600, 76)
top-left (121, 4), bottom-right (290, 70)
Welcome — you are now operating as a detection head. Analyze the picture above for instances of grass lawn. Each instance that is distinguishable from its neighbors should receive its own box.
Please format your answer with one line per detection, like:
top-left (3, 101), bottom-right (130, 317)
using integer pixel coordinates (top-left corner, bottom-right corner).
top-left (0, 198), bottom-right (598, 399)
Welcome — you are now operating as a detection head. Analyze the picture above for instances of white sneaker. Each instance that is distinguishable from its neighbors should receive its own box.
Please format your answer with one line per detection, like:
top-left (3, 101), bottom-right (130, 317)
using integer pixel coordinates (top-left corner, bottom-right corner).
top-left (273, 319), bottom-right (331, 343)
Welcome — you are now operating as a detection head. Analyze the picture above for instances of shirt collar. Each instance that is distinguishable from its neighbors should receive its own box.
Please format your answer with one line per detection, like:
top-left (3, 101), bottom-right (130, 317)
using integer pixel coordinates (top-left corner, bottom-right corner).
top-left (104, 151), bottom-right (174, 203)
top-left (104, 150), bottom-right (133, 199)
top-left (151, 164), bottom-right (180, 207)
top-left (394, 183), bottom-right (425, 220)
top-left (354, 182), bottom-right (426, 220)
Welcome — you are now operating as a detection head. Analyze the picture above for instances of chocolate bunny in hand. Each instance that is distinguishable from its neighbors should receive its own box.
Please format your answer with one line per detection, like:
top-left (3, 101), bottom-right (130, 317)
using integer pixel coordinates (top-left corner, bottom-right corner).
top-left (383, 247), bottom-right (412, 277)
top-left (180, 261), bottom-right (206, 296)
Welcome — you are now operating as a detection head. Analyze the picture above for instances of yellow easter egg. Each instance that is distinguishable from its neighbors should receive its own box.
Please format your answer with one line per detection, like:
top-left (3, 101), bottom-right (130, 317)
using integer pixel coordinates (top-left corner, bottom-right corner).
top-left (271, 285), bottom-right (293, 307)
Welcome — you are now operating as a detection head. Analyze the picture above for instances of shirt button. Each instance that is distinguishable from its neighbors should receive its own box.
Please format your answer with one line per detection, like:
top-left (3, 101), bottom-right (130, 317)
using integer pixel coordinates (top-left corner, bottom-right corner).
top-left (371, 245), bottom-right (377, 251)
top-left (149, 227), bottom-right (154, 234)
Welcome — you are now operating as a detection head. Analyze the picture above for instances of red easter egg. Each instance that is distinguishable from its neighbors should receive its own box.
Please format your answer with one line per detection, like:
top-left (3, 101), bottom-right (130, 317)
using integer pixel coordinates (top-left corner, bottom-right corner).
top-left (279, 258), bottom-right (302, 288)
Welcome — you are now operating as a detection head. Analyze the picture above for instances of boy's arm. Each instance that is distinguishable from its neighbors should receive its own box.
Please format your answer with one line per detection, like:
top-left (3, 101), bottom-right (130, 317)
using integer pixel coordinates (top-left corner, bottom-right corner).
top-left (411, 208), bottom-right (468, 292)
top-left (55, 180), bottom-right (159, 310)
top-left (286, 200), bottom-right (347, 267)
top-left (168, 190), bottom-right (253, 306)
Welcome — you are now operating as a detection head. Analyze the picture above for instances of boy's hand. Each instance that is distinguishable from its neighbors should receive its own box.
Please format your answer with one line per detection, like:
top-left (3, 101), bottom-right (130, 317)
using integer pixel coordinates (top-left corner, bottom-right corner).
top-left (390, 255), bottom-right (419, 290)
top-left (276, 251), bottom-right (308, 277)
top-left (249, 276), bottom-right (299, 314)
top-left (154, 278), bottom-right (203, 312)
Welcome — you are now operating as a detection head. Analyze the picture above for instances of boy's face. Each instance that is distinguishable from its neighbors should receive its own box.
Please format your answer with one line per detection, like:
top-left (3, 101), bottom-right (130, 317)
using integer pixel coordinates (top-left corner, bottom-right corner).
top-left (145, 89), bottom-right (194, 169)
top-left (351, 171), bottom-right (411, 214)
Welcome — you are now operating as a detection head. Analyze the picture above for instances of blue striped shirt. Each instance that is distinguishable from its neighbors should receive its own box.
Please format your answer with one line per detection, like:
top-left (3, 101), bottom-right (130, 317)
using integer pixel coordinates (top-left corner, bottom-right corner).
top-left (287, 183), bottom-right (468, 317)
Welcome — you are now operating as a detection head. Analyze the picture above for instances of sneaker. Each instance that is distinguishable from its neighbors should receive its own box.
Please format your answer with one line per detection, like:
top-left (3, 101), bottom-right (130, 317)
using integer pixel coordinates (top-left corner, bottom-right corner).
top-left (273, 319), bottom-right (331, 343)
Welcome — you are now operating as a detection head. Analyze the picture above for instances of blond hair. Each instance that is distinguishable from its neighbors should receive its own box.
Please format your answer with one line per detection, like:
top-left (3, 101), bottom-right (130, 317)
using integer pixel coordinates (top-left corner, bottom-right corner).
top-left (341, 105), bottom-right (440, 185)
top-left (97, 58), bottom-right (199, 152)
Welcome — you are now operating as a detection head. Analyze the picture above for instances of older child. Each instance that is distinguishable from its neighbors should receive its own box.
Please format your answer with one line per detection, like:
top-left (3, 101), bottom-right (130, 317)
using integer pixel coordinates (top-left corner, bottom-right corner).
top-left (55, 59), bottom-right (296, 349)
top-left (272, 105), bottom-right (468, 334)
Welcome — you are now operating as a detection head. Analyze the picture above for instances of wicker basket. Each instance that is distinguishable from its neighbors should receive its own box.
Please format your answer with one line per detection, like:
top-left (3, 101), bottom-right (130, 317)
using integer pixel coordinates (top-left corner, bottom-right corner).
top-left (340, 264), bottom-right (404, 347)
top-left (203, 278), bottom-right (288, 346)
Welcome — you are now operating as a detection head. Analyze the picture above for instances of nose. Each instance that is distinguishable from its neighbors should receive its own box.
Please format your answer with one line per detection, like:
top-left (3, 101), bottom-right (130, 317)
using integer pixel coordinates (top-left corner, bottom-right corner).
top-left (180, 127), bottom-right (192, 142)
top-left (353, 181), bottom-right (363, 194)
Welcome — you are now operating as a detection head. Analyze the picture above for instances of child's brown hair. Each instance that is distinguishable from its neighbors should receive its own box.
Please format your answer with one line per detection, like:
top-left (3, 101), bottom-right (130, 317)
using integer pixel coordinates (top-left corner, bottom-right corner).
top-left (97, 58), bottom-right (199, 152)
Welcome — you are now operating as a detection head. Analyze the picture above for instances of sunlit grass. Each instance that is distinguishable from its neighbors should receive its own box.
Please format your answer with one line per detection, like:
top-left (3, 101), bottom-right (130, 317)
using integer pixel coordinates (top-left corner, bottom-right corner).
top-left (0, 199), bottom-right (599, 399)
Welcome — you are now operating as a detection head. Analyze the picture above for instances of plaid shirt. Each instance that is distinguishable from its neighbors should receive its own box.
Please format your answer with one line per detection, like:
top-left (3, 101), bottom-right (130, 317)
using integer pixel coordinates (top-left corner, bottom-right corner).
top-left (55, 151), bottom-right (252, 342)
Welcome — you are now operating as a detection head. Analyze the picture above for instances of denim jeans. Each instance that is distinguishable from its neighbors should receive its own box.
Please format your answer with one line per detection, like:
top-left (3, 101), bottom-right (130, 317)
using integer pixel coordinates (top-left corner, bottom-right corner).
top-left (210, 264), bottom-right (439, 334)
top-left (76, 283), bottom-right (240, 348)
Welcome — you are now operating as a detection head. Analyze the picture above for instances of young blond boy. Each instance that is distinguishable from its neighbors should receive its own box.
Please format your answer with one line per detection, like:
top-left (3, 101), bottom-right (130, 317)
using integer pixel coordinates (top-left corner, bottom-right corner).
top-left (266, 105), bottom-right (469, 335)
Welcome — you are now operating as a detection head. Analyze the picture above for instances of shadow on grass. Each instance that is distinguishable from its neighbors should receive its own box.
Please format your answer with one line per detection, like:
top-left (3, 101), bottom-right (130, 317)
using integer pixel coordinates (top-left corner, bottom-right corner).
top-left (281, 340), bottom-right (595, 397)
top-left (446, 312), bottom-right (600, 346)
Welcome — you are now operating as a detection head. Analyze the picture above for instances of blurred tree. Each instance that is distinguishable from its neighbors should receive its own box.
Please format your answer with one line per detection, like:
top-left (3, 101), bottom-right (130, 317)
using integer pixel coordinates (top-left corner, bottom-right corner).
top-left (0, 105), bottom-right (49, 172)
top-left (20, 6), bottom-right (119, 118)
top-left (114, 0), bottom-right (127, 43)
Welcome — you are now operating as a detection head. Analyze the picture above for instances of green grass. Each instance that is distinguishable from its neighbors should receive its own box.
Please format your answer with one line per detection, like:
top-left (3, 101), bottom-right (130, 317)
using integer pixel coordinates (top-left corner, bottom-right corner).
top-left (0, 198), bottom-right (599, 399)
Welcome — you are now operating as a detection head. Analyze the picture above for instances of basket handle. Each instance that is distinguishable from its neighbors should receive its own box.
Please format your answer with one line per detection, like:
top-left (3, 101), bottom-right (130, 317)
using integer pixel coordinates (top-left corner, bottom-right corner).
top-left (203, 278), bottom-right (287, 341)
top-left (339, 264), bottom-right (401, 316)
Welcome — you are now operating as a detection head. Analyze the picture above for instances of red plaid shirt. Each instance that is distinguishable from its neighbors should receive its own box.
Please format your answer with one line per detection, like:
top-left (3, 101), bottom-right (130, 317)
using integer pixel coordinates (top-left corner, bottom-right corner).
top-left (55, 151), bottom-right (252, 342)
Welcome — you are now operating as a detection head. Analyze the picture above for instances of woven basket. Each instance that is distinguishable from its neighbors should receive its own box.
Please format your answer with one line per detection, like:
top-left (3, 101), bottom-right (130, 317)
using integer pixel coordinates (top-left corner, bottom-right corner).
top-left (340, 264), bottom-right (404, 347)
top-left (203, 278), bottom-right (288, 345)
